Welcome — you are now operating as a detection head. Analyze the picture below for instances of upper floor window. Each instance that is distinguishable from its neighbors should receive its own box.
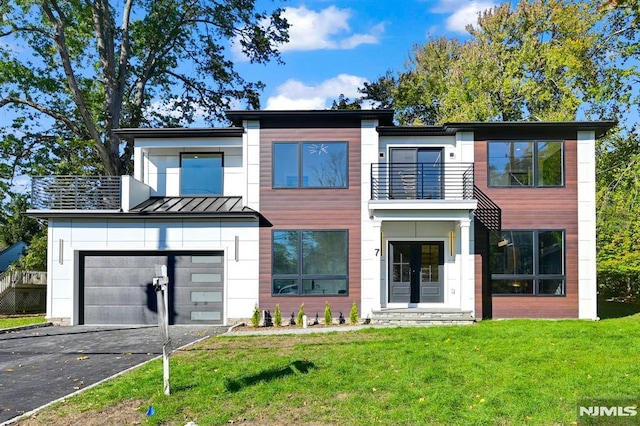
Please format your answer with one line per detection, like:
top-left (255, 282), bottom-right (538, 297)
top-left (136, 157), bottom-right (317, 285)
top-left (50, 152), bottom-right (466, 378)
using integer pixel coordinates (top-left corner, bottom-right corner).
top-left (488, 141), bottom-right (563, 187)
top-left (181, 153), bottom-right (223, 195)
top-left (490, 230), bottom-right (565, 296)
top-left (273, 142), bottom-right (348, 188)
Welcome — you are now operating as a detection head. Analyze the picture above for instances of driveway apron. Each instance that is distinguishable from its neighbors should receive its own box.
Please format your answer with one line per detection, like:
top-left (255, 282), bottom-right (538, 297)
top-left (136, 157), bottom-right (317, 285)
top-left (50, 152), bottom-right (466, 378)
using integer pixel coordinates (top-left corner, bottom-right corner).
top-left (0, 325), bottom-right (226, 424)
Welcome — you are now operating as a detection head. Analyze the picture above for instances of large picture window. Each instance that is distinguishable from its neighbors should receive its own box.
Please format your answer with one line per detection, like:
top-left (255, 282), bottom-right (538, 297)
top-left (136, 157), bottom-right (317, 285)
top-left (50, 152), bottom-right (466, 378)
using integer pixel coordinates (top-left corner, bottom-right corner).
top-left (272, 230), bottom-right (348, 296)
top-left (273, 142), bottom-right (348, 188)
top-left (490, 230), bottom-right (565, 296)
top-left (488, 141), bottom-right (563, 187)
top-left (181, 153), bottom-right (223, 195)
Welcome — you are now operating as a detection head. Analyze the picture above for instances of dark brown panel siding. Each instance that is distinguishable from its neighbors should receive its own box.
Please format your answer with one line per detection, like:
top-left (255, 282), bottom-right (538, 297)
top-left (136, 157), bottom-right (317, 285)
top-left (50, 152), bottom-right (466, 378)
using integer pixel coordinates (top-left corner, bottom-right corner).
top-left (474, 140), bottom-right (579, 318)
top-left (259, 128), bottom-right (361, 317)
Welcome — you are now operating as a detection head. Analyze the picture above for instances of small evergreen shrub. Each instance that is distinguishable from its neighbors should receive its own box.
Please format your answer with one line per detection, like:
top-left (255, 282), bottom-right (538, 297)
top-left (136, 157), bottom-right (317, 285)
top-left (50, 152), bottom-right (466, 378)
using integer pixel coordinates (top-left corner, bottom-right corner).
top-left (297, 303), bottom-right (305, 327)
top-left (274, 304), bottom-right (282, 327)
top-left (349, 301), bottom-right (359, 325)
top-left (324, 301), bottom-right (333, 325)
top-left (250, 304), bottom-right (260, 327)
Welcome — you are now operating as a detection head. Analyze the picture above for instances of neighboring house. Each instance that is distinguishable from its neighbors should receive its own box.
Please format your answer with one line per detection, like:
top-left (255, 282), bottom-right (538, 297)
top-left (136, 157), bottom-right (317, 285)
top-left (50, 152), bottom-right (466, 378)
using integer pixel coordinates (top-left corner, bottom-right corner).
top-left (0, 241), bottom-right (27, 272)
top-left (27, 110), bottom-right (615, 326)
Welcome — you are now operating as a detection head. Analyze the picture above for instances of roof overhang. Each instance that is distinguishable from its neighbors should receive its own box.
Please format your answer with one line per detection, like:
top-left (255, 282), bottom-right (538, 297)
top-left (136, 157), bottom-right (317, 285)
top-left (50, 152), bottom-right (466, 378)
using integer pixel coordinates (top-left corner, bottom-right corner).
top-left (377, 121), bottom-right (617, 139)
top-left (226, 109), bottom-right (395, 128)
top-left (114, 127), bottom-right (245, 142)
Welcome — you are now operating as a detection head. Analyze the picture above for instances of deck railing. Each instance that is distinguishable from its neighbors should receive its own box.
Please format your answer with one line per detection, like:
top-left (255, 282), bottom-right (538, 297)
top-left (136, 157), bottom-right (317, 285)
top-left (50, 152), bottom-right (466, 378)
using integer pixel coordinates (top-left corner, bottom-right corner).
top-left (31, 176), bottom-right (121, 210)
top-left (371, 163), bottom-right (475, 201)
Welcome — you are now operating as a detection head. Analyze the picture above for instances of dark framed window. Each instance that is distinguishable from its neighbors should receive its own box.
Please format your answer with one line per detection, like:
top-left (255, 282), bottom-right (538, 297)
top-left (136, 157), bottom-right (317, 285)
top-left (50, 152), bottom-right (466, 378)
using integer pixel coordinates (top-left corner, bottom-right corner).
top-left (181, 153), bottom-right (223, 195)
top-left (490, 230), bottom-right (565, 296)
top-left (488, 141), bottom-right (563, 187)
top-left (273, 142), bottom-right (348, 188)
top-left (272, 230), bottom-right (348, 296)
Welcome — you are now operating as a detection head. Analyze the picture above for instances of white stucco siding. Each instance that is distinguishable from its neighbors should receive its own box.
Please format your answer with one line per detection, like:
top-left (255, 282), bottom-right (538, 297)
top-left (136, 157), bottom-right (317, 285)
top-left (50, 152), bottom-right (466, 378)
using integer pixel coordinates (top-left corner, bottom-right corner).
top-left (577, 130), bottom-right (598, 320)
top-left (142, 146), bottom-right (244, 197)
top-left (378, 135), bottom-right (458, 162)
top-left (47, 218), bottom-right (260, 325)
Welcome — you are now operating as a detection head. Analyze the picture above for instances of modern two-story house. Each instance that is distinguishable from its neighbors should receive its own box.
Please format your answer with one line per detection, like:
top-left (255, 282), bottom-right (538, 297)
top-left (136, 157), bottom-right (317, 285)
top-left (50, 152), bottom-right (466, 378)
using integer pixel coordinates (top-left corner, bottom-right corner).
top-left (28, 110), bottom-right (614, 325)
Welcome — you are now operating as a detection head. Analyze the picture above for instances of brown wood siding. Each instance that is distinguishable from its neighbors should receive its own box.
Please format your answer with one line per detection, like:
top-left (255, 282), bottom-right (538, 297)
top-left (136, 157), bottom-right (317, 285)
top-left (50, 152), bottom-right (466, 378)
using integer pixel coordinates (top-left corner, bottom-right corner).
top-left (474, 139), bottom-right (579, 318)
top-left (258, 128), bottom-right (361, 317)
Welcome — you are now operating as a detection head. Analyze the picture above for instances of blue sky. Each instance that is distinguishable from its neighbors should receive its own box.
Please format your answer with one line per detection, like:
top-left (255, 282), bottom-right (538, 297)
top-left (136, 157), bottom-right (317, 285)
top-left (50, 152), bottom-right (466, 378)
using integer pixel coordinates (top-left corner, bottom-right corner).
top-left (232, 0), bottom-right (497, 110)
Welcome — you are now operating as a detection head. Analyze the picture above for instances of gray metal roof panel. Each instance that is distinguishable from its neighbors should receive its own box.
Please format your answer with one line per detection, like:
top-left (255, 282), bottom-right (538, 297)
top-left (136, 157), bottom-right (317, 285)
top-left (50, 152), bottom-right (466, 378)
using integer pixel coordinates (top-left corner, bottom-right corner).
top-left (130, 196), bottom-right (250, 214)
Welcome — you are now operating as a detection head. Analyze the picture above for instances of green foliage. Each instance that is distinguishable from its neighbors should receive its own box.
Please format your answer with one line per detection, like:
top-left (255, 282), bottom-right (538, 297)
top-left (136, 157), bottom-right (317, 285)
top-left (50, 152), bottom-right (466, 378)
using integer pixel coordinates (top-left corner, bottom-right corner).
top-left (349, 301), bottom-right (359, 325)
top-left (596, 129), bottom-right (640, 299)
top-left (323, 301), bottom-right (332, 325)
top-left (17, 228), bottom-right (47, 271)
top-left (363, 0), bottom-right (636, 125)
top-left (330, 94), bottom-right (361, 110)
top-left (273, 304), bottom-right (282, 327)
top-left (0, 0), bottom-right (289, 176)
top-left (250, 305), bottom-right (260, 328)
top-left (296, 303), bottom-right (305, 327)
top-left (0, 193), bottom-right (42, 248)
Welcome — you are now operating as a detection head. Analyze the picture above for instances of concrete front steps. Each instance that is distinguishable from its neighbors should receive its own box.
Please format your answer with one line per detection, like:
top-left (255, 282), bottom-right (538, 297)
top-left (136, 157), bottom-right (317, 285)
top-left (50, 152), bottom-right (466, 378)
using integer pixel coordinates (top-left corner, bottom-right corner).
top-left (370, 308), bottom-right (476, 326)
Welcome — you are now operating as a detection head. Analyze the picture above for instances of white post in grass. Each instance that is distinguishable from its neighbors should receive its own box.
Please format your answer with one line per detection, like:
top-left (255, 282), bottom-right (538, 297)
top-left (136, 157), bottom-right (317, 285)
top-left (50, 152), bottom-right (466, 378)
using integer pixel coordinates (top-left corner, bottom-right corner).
top-left (153, 265), bottom-right (171, 396)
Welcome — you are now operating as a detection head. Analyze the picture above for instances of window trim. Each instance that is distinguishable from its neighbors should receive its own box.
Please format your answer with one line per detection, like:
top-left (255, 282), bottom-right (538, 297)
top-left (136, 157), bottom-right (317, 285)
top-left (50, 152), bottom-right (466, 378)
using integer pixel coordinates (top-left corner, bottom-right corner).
top-left (180, 152), bottom-right (224, 196)
top-left (487, 140), bottom-right (565, 188)
top-left (272, 141), bottom-right (349, 189)
top-left (271, 229), bottom-right (349, 297)
top-left (490, 229), bottom-right (566, 297)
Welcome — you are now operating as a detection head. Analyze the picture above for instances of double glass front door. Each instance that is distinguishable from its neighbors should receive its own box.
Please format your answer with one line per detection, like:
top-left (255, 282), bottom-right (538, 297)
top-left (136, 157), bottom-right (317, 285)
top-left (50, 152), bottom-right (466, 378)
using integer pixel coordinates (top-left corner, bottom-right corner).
top-left (389, 242), bottom-right (444, 303)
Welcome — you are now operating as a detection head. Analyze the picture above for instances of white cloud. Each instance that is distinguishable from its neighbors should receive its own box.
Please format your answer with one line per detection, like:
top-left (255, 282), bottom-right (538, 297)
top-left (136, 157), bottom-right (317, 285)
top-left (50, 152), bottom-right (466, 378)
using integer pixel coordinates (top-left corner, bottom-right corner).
top-left (231, 6), bottom-right (383, 59)
top-left (265, 74), bottom-right (367, 110)
top-left (430, 0), bottom-right (497, 34)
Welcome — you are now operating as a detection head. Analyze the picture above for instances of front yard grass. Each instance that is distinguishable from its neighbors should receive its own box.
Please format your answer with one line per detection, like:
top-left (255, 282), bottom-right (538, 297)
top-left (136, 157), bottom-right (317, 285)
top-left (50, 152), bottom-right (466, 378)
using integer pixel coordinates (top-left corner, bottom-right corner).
top-left (18, 316), bottom-right (640, 425)
top-left (0, 315), bottom-right (45, 330)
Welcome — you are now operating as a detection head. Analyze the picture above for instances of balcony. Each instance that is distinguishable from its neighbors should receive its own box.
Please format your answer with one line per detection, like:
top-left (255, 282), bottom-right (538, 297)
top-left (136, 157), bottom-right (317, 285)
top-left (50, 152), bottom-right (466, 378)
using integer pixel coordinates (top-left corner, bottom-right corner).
top-left (30, 175), bottom-right (150, 212)
top-left (371, 162), bottom-right (474, 201)
top-left (31, 176), bottom-right (121, 210)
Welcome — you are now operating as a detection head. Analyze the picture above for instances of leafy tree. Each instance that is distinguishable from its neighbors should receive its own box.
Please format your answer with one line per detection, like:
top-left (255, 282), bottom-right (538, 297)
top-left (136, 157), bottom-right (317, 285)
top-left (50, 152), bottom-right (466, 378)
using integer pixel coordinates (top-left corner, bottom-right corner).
top-left (0, 193), bottom-right (42, 248)
top-left (363, 0), bottom-right (634, 124)
top-left (0, 0), bottom-right (289, 178)
top-left (596, 130), bottom-right (640, 299)
top-left (330, 94), bottom-right (362, 110)
top-left (17, 228), bottom-right (47, 271)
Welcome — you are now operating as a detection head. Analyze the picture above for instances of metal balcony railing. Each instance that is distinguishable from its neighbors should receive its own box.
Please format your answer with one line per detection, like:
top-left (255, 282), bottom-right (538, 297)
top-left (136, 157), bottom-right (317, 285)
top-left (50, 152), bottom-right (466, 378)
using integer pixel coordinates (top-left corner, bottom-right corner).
top-left (371, 163), bottom-right (474, 201)
top-left (31, 176), bottom-right (121, 210)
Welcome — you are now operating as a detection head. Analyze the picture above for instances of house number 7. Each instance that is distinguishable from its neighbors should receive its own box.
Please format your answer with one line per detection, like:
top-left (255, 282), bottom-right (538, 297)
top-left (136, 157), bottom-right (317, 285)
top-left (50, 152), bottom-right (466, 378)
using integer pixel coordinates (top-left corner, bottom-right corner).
top-left (375, 249), bottom-right (380, 256)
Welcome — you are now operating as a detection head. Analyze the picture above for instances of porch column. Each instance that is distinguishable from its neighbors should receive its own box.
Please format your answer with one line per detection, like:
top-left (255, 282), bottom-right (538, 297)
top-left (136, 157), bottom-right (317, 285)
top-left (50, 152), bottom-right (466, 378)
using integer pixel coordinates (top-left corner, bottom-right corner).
top-left (459, 217), bottom-right (474, 314)
top-left (361, 219), bottom-right (382, 318)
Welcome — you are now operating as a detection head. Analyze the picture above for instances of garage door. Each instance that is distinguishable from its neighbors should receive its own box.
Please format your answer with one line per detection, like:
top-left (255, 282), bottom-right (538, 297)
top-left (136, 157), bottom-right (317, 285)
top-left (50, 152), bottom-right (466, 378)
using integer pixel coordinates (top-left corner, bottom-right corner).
top-left (80, 251), bottom-right (224, 325)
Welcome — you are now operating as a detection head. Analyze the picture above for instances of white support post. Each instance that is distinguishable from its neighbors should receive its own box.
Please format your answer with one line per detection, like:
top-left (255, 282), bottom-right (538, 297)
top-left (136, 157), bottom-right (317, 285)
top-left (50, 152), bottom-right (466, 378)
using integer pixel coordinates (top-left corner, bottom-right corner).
top-left (459, 218), bottom-right (474, 314)
top-left (153, 265), bottom-right (171, 396)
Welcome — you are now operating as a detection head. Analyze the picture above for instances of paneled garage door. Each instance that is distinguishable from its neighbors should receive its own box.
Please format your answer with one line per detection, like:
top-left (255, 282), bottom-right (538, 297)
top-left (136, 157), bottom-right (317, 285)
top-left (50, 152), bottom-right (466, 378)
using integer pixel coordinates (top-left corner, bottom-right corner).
top-left (80, 251), bottom-right (224, 325)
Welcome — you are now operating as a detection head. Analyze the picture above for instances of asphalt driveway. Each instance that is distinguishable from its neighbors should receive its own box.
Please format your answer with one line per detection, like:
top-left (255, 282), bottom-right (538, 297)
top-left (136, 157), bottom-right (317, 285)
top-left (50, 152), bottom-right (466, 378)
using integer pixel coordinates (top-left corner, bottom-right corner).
top-left (0, 324), bottom-right (226, 424)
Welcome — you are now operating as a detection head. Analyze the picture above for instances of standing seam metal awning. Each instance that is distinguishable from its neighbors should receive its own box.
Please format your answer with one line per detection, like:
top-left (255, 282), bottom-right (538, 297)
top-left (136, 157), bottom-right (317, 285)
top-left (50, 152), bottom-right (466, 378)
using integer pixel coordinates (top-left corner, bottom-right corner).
top-left (130, 196), bottom-right (251, 214)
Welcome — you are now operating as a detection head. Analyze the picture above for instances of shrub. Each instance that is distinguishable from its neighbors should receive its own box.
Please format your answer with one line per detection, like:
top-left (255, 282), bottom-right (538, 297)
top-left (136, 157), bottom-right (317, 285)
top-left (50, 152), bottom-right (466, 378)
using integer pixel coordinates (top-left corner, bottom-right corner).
top-left (297, 303), bottom-right (305, 327)
top-left (349, 301), bottom-right (359, 325)
top-left (274, 304), bottom-right (282, 327)
top-left (250, 305), bottom-right (260, 327)
top-left (324, 301), bottom-right (333, 325)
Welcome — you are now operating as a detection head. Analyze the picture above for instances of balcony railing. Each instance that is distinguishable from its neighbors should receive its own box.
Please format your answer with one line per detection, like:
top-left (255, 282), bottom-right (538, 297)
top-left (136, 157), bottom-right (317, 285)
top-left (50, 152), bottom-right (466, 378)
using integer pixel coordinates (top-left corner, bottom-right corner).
top-left (371, 163), bottom-right (474, 201)
top-left (31, 176), bottom-right (121, 210)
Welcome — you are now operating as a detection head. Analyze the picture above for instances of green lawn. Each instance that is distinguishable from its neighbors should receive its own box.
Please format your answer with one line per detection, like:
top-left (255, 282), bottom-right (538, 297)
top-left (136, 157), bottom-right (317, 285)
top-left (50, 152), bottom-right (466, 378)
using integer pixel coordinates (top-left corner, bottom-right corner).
top-left (20, 315), bottom-right (640, 426)
top-left (0, 315), bottom-right (46, 329)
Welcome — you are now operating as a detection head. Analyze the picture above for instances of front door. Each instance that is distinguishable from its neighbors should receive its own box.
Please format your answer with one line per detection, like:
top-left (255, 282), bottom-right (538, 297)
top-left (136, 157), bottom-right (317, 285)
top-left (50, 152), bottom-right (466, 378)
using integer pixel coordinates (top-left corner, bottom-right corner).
top-left (389, 242), bottom-right (444, 303)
